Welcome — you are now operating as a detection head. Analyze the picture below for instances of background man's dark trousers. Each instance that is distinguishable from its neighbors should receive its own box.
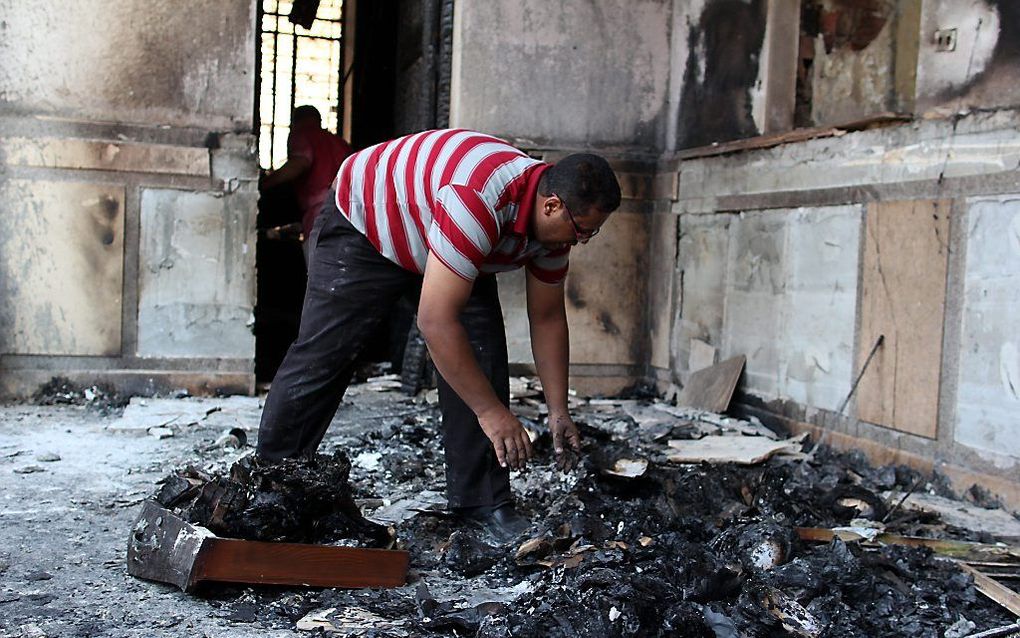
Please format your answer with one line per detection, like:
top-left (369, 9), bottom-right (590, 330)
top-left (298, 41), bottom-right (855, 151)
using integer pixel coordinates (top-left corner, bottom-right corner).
top-left (256, 201), bottom-right (512, 509)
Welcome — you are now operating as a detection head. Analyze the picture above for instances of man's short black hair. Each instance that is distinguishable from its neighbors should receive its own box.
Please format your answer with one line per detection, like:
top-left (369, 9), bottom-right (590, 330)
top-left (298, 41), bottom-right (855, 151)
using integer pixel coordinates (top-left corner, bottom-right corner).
top-left (539, 153), bottom-right (621, 217)
top-left (293, 105), bottom-right (322, 125)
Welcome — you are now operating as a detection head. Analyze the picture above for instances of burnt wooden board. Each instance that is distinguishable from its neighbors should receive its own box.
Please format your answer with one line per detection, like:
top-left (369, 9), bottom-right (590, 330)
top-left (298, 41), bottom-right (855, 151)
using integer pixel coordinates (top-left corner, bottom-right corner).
top-left (197, 538), bottom-right (409, 589)
top-left (678, 355), bottom-right (746, 412)
top-left (128, 500), bottom-right (408, 591)
top-left (857, 200), bottom-right (950, 438)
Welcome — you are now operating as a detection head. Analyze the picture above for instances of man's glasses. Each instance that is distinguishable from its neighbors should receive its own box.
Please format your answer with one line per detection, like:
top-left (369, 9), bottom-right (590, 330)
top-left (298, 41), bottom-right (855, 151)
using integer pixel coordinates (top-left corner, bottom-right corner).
top-left (552, 193), bottom-right (600, 243)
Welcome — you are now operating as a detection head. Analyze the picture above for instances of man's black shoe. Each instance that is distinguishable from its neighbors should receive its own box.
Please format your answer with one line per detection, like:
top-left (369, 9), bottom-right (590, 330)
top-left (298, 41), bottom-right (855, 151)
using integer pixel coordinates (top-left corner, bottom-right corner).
top-left (454, 503), bottom-right (531, 545)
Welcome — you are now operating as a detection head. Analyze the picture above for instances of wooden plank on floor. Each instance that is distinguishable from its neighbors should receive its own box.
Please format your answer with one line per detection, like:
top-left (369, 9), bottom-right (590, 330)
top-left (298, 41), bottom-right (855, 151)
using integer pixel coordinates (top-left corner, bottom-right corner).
top-left (197, 538), bottom-right (409, 589)
top-left (678, 355), bottom-right (746, 412)
top-left (856, 200), bottom-right (951, 438)
top-left (957, 563), bottom-right (1020, 617)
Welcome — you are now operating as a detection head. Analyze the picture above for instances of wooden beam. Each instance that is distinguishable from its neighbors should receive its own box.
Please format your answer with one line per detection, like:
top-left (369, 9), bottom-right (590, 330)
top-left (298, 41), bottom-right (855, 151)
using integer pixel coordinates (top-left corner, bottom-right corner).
top-left (761, 0), bottom-right (801, 134)
top-left (957, 563), bottom-right (1020, 617)
top-left (795, 527), bottom-right (1020, 562)
top-left (675, 113), bottom-right (911, 160)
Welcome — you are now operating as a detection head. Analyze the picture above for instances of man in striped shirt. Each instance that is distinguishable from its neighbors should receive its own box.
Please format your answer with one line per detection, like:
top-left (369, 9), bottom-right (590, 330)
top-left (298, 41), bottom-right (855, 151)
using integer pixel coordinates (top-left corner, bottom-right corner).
top-left (256, 129), bottom-right (621, 542)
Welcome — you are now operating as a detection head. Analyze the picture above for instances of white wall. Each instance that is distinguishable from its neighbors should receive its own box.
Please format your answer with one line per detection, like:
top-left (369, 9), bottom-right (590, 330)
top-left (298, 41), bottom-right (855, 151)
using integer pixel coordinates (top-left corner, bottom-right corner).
top-left (677, 206), bottom-right (861, 412)
top-left (955, 195), bottom-right (1020, 459)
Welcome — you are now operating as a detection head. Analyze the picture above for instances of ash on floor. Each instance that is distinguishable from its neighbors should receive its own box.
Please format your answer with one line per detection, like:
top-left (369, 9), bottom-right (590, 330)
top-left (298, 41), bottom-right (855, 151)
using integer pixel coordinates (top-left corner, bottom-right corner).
top-left (1, 378), bottom-right (1017, 638)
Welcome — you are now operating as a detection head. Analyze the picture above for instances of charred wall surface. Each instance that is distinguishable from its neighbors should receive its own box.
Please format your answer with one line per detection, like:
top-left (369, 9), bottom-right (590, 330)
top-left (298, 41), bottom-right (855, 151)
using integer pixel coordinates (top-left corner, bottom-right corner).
top-left (646, 0), bottom-right (1020, 504)
top-left (0, 1), bottom-right (259, 398)
top-left (916, 0), bottom-right (1020, 113)
top-left (675, 0), bottom-right (768, 149)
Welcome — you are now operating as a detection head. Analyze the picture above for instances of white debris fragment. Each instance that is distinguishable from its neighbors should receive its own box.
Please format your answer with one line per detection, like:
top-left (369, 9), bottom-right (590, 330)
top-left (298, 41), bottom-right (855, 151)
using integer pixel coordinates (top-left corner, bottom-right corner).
top-left (603, 458), bottom-right (649, 479)
top-left (943, 615), bottom-right (976, 638)
top-left (366, 374), bottom-right (402, 391)
top-left (353, 451), bottom-right (382, 471)
top-left (829, 526), bottom-right (880, 542)
top-left (296, 607), bottom-right (337, 632)
top-left (18, 623), bottom-right (47, 638)
top-left (147, 427), bottom-right (174, 439)
top-left (609, 606), bottom-right (622, 622)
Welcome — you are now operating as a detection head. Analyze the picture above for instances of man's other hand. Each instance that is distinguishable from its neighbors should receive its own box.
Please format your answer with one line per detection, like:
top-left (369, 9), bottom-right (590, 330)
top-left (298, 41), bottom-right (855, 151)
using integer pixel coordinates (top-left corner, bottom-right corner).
top-left (549, 412), bottom-right (582, 471)
top-left (477, 407), bottom-right (534, 470)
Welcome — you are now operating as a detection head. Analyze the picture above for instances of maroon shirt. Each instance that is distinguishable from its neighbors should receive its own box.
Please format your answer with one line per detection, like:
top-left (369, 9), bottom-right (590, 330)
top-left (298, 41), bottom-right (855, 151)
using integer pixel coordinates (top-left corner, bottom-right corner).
top-left (287, 127), bottom-right (352, 237)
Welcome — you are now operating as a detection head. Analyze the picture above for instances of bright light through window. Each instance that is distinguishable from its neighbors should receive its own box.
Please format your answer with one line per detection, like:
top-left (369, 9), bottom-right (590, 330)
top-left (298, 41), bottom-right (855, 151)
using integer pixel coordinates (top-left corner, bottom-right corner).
top-left (258, 0), bottom-right (344, 170)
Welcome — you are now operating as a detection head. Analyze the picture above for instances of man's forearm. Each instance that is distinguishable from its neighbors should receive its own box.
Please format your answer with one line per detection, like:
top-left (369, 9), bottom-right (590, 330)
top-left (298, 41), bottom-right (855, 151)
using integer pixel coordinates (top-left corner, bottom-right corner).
top-left (530, 315), bottom-right (570, 415)
top-left (419, 317), bottom-right (506, 419)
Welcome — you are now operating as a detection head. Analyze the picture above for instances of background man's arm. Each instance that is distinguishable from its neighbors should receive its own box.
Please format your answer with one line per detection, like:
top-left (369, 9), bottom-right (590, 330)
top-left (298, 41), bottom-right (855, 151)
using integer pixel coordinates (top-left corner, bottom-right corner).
top-left (260, 156), bottom-right (311, 191)
top-left (525, 270), bottom-right (581, 469)
top-left (417, 253), bottom-right (534, 469)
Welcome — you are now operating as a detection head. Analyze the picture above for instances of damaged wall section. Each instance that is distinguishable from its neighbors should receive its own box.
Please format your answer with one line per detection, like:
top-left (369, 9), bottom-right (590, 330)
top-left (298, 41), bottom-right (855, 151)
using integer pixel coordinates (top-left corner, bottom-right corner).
top-left (674, 0), bottom-right (768, 149)
top-left (137, 189), bottom-right (255, 359)
top-left (673, 0), bottom-right (1020, 146)
top-left (0, 180), bottom-right (125, 356)
top-left (0, 1), bottom-right (254, 131)
top-left (659, 109), bottom-right (1020, 506)
top-left (915, 0), bottom-right (1020, 114)
top-left (450, 0), bottom-right (672, 151)
top-left (0, 0), bottom-right (258, 398)
top-left (673, 206), bottom-right (860, 412)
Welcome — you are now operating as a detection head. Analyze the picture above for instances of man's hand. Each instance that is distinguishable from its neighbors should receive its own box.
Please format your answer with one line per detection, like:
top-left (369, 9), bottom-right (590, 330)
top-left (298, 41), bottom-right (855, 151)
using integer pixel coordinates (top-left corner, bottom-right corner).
top-left (549, 411), bottom-right (582, 471)
top-left (477, 406), bottom-right (534, 470)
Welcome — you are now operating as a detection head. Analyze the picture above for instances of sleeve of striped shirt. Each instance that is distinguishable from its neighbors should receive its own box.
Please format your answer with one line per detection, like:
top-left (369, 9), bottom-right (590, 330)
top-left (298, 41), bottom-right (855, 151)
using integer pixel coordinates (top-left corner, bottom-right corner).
top-left (527, 246), bottom-right (570, 284)
top-left (427, 184), bottom-right (502, 281)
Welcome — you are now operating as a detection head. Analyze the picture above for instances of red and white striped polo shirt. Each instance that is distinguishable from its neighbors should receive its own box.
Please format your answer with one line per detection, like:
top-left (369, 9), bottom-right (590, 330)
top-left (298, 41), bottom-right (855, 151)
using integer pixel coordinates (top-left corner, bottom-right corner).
top-left (332, 129), bottom-right (570, 283)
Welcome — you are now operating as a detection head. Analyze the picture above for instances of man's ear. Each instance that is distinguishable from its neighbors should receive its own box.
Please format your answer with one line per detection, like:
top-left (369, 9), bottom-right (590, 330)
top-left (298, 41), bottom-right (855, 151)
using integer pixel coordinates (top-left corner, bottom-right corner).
top-left (542, 194), bottom-right (561, 217)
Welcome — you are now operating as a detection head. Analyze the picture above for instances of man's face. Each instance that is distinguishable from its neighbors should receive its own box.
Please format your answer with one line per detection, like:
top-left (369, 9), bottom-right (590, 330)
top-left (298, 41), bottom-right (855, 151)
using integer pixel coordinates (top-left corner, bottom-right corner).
top-left (534, 195), bottom-right (611, 250)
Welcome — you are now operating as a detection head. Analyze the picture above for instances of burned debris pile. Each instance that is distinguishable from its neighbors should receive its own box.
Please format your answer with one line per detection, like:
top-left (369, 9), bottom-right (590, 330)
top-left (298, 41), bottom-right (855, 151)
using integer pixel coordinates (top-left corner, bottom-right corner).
top-left (32, 375), bottom-right (127, 414)
top-left (493, 459), bottom-right (1015, 638)
top-left (153, 451), bottom-right (391, 547)
top-left (136, 381), bottom-right (1018, 637)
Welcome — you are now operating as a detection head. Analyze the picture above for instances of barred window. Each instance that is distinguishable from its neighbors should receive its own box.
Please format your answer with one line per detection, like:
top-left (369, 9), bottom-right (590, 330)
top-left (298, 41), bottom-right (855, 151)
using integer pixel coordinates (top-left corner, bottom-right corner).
top-left (258, 0), bottom-right (344, 169)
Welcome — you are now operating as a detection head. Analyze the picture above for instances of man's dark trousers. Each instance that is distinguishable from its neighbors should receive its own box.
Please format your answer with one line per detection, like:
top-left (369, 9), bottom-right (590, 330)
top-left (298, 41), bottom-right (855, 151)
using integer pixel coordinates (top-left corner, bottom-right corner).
top-left (256, 202), bottom-right (513, 509)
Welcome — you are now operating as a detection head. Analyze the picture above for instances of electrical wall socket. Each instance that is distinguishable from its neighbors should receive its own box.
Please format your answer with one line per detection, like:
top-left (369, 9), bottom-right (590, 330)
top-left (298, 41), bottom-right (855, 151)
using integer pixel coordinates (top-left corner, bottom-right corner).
top-left (934, 28), bottom-right (957, 52)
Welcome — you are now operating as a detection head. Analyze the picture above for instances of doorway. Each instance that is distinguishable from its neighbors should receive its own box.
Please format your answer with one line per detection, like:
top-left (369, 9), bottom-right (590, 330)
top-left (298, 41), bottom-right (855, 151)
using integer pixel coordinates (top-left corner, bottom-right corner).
top-left (253, 0), bottom-right (454, 384)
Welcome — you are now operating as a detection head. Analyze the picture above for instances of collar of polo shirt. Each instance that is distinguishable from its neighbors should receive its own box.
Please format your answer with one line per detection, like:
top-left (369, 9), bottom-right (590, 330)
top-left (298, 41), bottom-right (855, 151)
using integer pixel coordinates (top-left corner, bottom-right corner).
top-left (512, 163), bottom-right (552, 236)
